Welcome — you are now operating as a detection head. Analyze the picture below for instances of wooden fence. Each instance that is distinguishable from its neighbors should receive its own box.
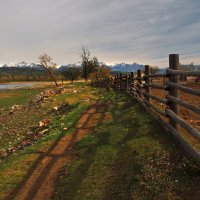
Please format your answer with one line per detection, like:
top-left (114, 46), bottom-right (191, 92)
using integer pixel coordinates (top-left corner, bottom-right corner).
top-left (93, 54), bottom-right (200, 166)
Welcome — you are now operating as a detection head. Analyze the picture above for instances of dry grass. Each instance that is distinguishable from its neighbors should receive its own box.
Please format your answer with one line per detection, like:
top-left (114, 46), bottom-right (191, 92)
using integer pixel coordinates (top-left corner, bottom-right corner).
top-left (150, 80), bottom-right (200, 150)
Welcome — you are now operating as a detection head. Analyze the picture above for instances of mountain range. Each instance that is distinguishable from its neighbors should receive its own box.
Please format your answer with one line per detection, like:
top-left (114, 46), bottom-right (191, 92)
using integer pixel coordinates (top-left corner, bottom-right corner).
top-left (0, 61), bottom-right (146, 72)
top-left (108, 63), bottom-right (144, 72)
top-left (1, 61), bottom-right (200, 73)
top-left (1, 62), bottom-right (43, 70)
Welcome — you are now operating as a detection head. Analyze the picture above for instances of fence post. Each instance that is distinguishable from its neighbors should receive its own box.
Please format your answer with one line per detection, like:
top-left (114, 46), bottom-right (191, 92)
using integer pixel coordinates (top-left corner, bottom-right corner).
top-left (128, 74), bottom-right (130, 87)
top-left (130, 72), bottom-right (134, 91)
top-left (116, 75), bottom-right (118, 89)
top-left (168, 54), bottom-right (180, 130)
top-left (137, 70), bottom-right (142, 98)
top-left (125, 74), bottom-right (128, 90)
top-left (130, 72), bottom-right (134, 82)
top-left (145, 65), bottom-right (151, 101)
top-left (120, 73), bottom-right (122, 90)
top-left (110, 77), bottom-right (113, 88)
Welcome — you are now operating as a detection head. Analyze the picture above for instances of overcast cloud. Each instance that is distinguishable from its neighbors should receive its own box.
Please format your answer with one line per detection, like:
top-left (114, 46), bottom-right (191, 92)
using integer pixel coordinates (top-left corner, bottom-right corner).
top-left (0, 0), bottom-right (200, 66)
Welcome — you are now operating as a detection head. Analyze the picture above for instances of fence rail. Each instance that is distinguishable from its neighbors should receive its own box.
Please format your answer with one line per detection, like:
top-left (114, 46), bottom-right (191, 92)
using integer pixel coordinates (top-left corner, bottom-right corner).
top-left (93, 54), bottom-right (200, 166)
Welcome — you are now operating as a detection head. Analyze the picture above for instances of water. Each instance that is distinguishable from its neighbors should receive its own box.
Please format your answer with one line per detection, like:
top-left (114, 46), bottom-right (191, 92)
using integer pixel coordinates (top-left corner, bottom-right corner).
top-left (0, 82), bottom-right (48, 90)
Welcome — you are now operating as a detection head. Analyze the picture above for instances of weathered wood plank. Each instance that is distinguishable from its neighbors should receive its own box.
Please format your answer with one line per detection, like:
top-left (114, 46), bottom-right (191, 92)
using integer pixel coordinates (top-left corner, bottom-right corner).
top-left (166, 109), bottom-right (200, 141)
top-left (167, 69), bottom-right (200, 76)
top-left (143, 93), bottom-right (168, 104)
top-left (167, 82), bottom-right (200, 96)
top-left (167, 95), bottom-right (200, 115)
top-left (144, 99), bottom-right (167, 116)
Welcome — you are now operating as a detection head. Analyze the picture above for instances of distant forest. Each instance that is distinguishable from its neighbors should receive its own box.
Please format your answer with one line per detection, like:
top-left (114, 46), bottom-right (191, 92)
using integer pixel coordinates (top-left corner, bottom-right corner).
top-left (0, 67), bottom-right (59, 82)
top-left (0, 67), bottom-right (81, 83)
top-left (0, 62), bottom-right (199, 83)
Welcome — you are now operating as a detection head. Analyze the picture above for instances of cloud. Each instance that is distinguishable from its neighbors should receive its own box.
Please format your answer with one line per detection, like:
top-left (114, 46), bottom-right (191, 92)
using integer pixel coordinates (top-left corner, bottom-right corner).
top-left (0, 0), bottom-right (199, 66)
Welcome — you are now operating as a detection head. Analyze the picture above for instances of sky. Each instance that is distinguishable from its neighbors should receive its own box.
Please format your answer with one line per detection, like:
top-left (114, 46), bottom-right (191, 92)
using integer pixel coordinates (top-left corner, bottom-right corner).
top-left (0, 0), bottom-right (200, 67)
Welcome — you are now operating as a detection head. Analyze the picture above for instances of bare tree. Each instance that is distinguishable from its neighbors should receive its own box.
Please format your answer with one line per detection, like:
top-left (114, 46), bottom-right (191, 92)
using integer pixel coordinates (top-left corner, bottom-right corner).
top-left (39, 53), bottom-right (59, 86)
top-left (80, 46), bottom-right (98, 81)
top-left (80, 46), bottom-right (90, 81)
top-left (61, 65), bottom-right (81, 83)
top-left (150, 66), bottom-right (160, 74)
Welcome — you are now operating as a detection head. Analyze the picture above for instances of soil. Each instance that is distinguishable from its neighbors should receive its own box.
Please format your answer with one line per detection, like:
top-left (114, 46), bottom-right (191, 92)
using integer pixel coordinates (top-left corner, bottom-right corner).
top-left (150, 82), bottom-right (200, 150)
top-left (151, 82), bottom-right (200, 130)
top-left (7, 102), bottom-right (106, 200)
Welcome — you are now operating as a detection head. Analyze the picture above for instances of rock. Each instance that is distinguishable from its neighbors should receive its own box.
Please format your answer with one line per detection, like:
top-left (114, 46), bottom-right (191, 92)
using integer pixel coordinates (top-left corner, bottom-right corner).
top-left (39, 129), bottom-right (49, 135)
top-left (45, 90), bottom-right (55, 96)
top-left (21, 140), bottom-right (32, 147)
top-left (55, 88), bottom-right (62, 94)
top-left (11, 104), bottom-right (22, 111)
top-left (9, 110), bottom-right (14, 115)
top-left (26, 131), bottom-right (34, 135)
top-left (52, 102), bottom-right (70, 114)
top-left (0, 117), bottom-right (6, 124)
top-left (53, 106), bottom-right (58, 111)
top-left (63, 88), bottom-right (69, 93)
top-left (83, 99), bottom-right (90, 103)
top-left (39, 119), bottom-right (50, 127)
top-left (2, 152), bottom-right (8, 157)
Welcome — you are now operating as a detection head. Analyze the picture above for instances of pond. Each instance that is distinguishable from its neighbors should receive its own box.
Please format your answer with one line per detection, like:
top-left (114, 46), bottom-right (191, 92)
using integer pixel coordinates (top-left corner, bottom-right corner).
top-left (0, 82), bottom-right (51, 90)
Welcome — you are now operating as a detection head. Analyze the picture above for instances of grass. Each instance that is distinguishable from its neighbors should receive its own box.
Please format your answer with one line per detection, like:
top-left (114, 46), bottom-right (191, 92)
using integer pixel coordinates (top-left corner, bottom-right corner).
top-left (0, 82), bottom-right (99, 199)
top-left (53, 89), bottom-right (200, 200)
top-left (0, 82), bottom-right (98, 150)
top-left (0, 83), bottom-right (199, 199)
top-left (0, 102), bottom-right (88, 199)
top-left (0, 88), bottom-right (47, 108)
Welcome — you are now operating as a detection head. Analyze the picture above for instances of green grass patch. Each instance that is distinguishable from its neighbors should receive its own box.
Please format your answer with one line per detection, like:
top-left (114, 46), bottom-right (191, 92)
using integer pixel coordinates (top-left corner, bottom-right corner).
top-left (0, 82), bottom-right (99, 199)
top-left (54, 89), bottom-right (200, 200)
top-left (0, 100), bottom-right (91, 199)
top-left (1, 85), bottom-right (199, 200)
top-left (0, 88), bottom-right (46, 108)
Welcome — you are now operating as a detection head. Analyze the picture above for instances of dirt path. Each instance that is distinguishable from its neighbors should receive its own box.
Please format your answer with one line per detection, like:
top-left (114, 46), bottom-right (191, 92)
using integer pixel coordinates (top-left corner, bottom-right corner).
top-left (8, 102), bottom-right (107, 200)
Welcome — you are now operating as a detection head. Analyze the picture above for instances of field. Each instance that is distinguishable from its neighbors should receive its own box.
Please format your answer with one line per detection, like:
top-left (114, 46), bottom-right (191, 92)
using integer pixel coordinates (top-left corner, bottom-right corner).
top-left (0, 87), bottom-right (47, 108)
top-left (0, 82), bottom-right (200, 199)
top-left (151, 81), bottom-right (200, 151)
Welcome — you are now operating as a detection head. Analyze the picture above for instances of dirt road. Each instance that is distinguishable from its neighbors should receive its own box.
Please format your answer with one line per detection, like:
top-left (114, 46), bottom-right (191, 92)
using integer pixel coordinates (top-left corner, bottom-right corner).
top-left (7, 102), bottom-right (107, 200)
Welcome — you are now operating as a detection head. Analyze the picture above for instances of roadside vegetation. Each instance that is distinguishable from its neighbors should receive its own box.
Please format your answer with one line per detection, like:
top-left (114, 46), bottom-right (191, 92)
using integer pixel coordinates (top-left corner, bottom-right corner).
top-left (0, 82), bottom-right (199, 199)
top-left (0, 87), bottom-right (48, 108)
top-left (53, 87), bottom-right (200, 200)
top-left (0, 82), bottom-right (99, 199)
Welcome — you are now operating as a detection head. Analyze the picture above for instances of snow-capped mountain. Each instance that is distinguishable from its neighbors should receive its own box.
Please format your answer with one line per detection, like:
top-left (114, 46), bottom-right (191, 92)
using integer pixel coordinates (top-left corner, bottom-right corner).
top-left (109, 63), bottom-right (144, 72)
top-left (1, 62), bottom-right (81, 70)
top-left (1, 62), bottom-right (43, 69)
top-left (58, 63), bottom-right (82, 71)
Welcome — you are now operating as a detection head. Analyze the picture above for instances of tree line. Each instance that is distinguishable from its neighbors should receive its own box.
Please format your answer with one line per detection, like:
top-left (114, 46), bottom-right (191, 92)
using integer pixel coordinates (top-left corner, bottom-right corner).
top-left (1, 47), bottom-right (198, 84)
top-left (0, 47), bottom-right (110, 84)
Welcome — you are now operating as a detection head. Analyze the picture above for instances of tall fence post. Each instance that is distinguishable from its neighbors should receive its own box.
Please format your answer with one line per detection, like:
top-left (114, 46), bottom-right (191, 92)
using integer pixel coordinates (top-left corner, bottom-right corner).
top-left (120, 73), bottom-right (122, 90)
top-left (110, 77), bottom-right (113, 88)
top-left (107, 77), bottom-right (109, 89)
top-left (128, 74), bottom-right (130, 89)
top-left (116, 75), bottom-right (119, 89)
top-left (130, 72), bottom-right (134, 82)
top-left (137, 70), bottom-right (142, 98)
top-left (144, 65), bottom-right (151, 101)
top-left (130, 72), bottom-right (134, 91)
top-left (168, 54), bottom-right (180, 130)
top-left (125, 74), bottom-right (128, 90)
